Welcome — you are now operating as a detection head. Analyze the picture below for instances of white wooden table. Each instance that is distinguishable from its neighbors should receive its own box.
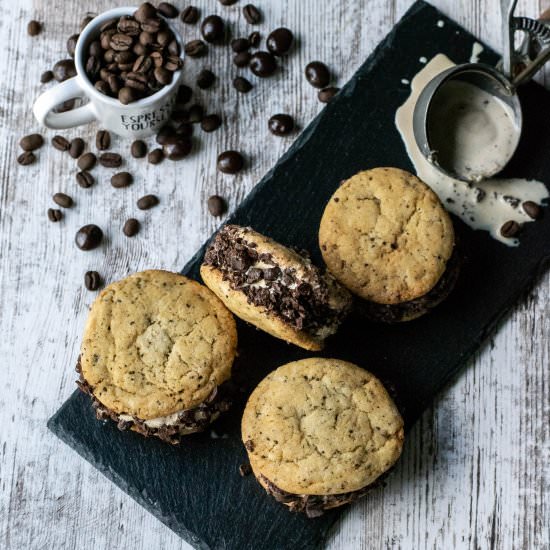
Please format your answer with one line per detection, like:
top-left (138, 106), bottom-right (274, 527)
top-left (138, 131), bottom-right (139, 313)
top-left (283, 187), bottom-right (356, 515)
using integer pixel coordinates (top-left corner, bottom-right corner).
top-left (0, 1), bottom-right (548, 548)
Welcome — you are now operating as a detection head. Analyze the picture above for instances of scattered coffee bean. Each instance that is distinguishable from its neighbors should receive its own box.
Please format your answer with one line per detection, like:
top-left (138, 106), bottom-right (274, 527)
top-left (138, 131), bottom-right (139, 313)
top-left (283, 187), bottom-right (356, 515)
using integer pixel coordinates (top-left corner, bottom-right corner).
top-left (522, 201), bottom-right (542, 220)
top-left (52, 135), bottom-right (70, 151)
top-left (76, 171), bottom-right (95, 188)
top-left (111, 172), bottom-right (133, 188)
top-left (158, 2), bottom-right (179, 18)
top-left (176, 84), bottom-right (193, 104)
top-left (95, 130), bottom-right (111, 151)
top-left (148, 148), bottom-right (164, 164)
top-left (67, 34), bottom-right (79, 57)
top-left (137, 194), bottom-right (159, 209)
top-left (27, 20), bottom-right (42, 36)
top-left (20, 133), bottom-right (44, 152)
top-left (233, 51), bottom-right (251, 67)
top-left (53, 59), bottom-right (76, 82)
top-left (500, 220), bottom-right (520, 238)
top-left (219, 0), bottom-right (238, 5)
top-left (201, 114), bottom-right (222, 132)
top-left (238, 463), bottom-right (252, 477)
top-left (233, 76), bottom-right (252, 93)
top-left (78, 152), bottom-right (96, 170)
top-left (80, 14), bottom-right (95, 31)
top-left (175, 121), bottom-right (194, 137)
top-left (197, 69), bottom-right (215, 89)
top-left (53, 192), bottom-right (73, 208)
top-left (131, 139), bottom-right (147, 158)
top-left (305, 61), bottom-right (330, 88)
top-left (248, 31), bottom-right (260, 47)
top-left (181, 6), bottom-right (200, 24)
top-left (69, 138), bottom-right (85, 159)
top-left (188, 104), bottom-right (204, 123)
top-left (163, 138), bottom-right (192, 160)
top-left (267, 28), bottom-right (294, 56)
top-left (250, 51), bottom-right (276, 77)
top-left (231, 38), bottom-right (250, 52)
top-left (99, 152), bottom-right (122, 167)
top-left (318, 86), bottom-right (340, 103)
top-left (243, 4), bottom-right (261, 24)
top-left (207, 195), bottom-right (227, 216)
top-left (123, 218), bottom-right (140, 237)
top-left (84, 270), bottom-right (102, 291)
top-left (185, 39), bottom-right (207, 57)
top-left (47, 208), bottom-right (63, 222)
top-left (217, 150), bottom-right (243, 174)
top-left (17, 151), bottom-right (36, 166)
top-left (156, 125), bottom-right (177, 145)
top-left (201, 15), bottom-right (225, 43)
top-left (268, 114), bottom-right (294, 136)
top-left (40, 70), bottom-right (54, 83)
top-left (75, 224), bottom-right (103, 250)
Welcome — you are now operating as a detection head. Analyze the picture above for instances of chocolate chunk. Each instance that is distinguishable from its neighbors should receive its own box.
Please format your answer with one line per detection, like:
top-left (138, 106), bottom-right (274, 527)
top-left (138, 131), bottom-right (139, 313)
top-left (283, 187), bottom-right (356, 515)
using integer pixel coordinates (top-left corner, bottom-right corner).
top-left (201, 15), bottom-right (225, 43)
top-left (305, 61), bottom-right (330, 88)
top-left (266, 28), bottom-right (293, 56)
top-left (268, 114), bottom-right (294, 136)
top-left (217, 150), bottom-right (244, 174)
top-left (249, 51), bottom-right (276, 77)
top-left (75, 224), bottom-right (103, 250)
top-left (163, 138), bottom-right (192, 160)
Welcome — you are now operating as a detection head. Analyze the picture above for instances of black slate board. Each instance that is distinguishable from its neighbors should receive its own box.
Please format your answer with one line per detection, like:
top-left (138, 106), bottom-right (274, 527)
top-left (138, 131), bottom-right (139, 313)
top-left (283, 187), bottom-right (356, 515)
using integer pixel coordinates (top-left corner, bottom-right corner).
top-left (48, 2), bottom-right (550, 549)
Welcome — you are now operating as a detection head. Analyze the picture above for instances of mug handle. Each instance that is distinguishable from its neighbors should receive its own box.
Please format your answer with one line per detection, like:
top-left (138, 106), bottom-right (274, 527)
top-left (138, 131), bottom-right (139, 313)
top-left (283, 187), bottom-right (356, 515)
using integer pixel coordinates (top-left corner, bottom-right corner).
top-left (33, 77), bottom-right (97, 129)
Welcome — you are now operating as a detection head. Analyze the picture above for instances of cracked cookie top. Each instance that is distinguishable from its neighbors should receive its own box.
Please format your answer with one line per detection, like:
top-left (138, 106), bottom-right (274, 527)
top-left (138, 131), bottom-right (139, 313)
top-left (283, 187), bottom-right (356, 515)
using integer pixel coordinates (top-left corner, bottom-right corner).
top-left (241, 358), bottom-right (404, 495)
top-left (80, 270), bottom-right (237, 420)
top-left (319, 168), bottom-right (454, 304)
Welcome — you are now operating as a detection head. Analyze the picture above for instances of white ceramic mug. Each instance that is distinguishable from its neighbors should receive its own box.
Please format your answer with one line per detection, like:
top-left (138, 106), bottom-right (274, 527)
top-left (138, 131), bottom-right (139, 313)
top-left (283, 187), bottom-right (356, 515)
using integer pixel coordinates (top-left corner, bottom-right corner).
top-left (33, 6), bottom-right (184, 138)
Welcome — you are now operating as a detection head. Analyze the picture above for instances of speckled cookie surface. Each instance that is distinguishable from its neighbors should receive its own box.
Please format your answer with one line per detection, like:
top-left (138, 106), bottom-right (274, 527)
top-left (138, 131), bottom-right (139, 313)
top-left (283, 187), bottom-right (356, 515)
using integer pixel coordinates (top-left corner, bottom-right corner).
top-left (241, 358), bottom-right (404, 495)
top-left (80, 270), bottom-right (237, 420)
top-left (319, 168), bottom-right (455, 304)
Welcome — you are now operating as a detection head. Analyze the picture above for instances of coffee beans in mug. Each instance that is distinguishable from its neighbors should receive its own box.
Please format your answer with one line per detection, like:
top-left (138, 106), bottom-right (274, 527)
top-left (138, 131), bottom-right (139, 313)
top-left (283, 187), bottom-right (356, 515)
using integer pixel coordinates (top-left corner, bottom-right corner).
top-left (266, 28), bottom-right (294, 56)
top-left (123, 218), bottom-right (140, 237)
top-left (96, 130), bottom-right (111, 150)
top-left (181, 6), bottom-right (200, 24)
top-left (268, 114), bottom-right (294, 136)
top-left (47, 208), bottom-right (63, 222)
top-left (131, 140), bottom-right (147, 158)
top-left (78, 152), bottom-right (97, 171)
top-left (53, 59), bottom-right (76, 82)
top-left (53, 192), bottom-right (73, 208)
top-left (217, 150), bottom-right (244, 174)
top-left (99, 152), bottom-right (122, 168)
top-left (111, 172), bottom-right (133, 188)
top-left (250, 52), bottom-right (277, 77)
top-left (69, 138), bottom-right (85, 159)
top-left (137, 194), bottom-right (159, 209)
top-left (305, 61), bottom-right (330, 88)
top-left (19, 134), bottom-right (44, 151)
top-left (75, 224), bottom-right (103, 250)
top-left (84, 270), bottom-right (103, 291)
top-left (76, 171), bottom-right (95, 188)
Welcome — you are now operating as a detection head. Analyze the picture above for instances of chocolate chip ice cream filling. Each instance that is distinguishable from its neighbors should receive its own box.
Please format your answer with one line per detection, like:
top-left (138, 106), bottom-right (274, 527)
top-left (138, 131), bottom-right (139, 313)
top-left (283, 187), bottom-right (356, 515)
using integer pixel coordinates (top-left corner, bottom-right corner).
top-left (203, 226), bottom-right (350, 337)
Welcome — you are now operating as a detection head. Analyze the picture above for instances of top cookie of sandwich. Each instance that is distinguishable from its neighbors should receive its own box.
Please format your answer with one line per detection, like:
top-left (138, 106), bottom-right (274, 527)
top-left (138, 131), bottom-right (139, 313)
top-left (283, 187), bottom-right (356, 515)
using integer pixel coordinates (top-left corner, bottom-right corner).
top-left (242, 358), bottom-right (404, 496)
top-left (80, 270), bottom-right (237, 420)
top-left (319, 168), bottom-right (454, 304)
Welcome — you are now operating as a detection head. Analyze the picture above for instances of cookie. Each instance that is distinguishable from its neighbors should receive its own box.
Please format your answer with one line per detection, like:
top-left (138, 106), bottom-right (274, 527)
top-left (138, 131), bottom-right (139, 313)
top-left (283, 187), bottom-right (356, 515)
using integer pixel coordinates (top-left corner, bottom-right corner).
top-left (200, 225), bottom-right (352, 351)
top-left (77, 269), bottom-right (237, 444)
top-left (241, 358), bottom-right (404, 516)
top-left (319, 167), bottom-right (457, 320)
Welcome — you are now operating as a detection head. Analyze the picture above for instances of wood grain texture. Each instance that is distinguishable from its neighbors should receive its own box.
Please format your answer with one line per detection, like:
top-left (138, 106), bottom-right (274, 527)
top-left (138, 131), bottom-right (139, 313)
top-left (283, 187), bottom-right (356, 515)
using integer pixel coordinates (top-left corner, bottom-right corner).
top-left (0, 1), bottom-right (548, 549)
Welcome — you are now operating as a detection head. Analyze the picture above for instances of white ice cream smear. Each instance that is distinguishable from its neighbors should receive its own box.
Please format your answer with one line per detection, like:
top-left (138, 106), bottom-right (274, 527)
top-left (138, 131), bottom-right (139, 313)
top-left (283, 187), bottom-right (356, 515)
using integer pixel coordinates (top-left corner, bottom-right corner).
top-left (395, 54), bottom-right (549, 246)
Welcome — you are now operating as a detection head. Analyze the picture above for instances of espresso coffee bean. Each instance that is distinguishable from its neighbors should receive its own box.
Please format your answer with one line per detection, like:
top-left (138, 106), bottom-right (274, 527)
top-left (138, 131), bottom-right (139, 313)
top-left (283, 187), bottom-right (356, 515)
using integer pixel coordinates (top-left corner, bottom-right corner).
top-left (185, 39), bottom-right (207, 57)
top-left (131, 140), bottom-right (147, 158)
top-left (111, 172), bottom-right (133, 188)
top-left (148, 148), bottom-right (164, 164)
top-left (76, 224), bottom-right (103, 250)
top-left (134, 2), bottom-right (157, 23)
top-left (95, 80), bottom-right (110, 94)
top-left (197, 69), bottom-right (215, 89)
top-left (207, 195), bottom-right (226, 216)
top-left (53, 59), bottom-right (76, 82)
top-left (137, 194), bottom-right (159, 210)
top-left (267, 28), bottom-right (294, 56)
top-left (114, 50), bottom-right (135, 65)
top-left (250, 51), bottom-right (276, 77)
top-left (233, 76), bottom-right (252, 93)
top-left (181, 6), bottom-right (199, 24)
top-left (248, 31), bottom-right (260, 47)
top-left (126, 71), bottom-right (149, 91)
top-left (67, 34), bottom-right (79, 57)
top-left (188, 104), bottom-right (204, 123)
top-left (53, 192), bottom-right (73, 208)
top-left (163, 138), bottom-right (192, 160)
top-left (156, 125), bottom-right (176, 145)
top-left (17, 152), bottom-right (35, 166)
top-left (118, 16), bottom-right (141, 36)
top-left (84, 271), bottom-right (102, 291)
top-left (164, 54), bottom-right (182, 72)
top-left (96, 130), bottom-right (111, 151)
top-left (268, 114), bottom-right (294, 136)
top-left (176, 84), bottom-right (192, 104)
top-left (158, 2), bottom-right (178, 18)
top-left (141, 17), bottom-right (162, 33)
top-left (243, 4), bottom-right (261, 24)
top-left (217, 150), bottom-right (243, 174)
top-left (118, 86), bottom-right (137, 104)
top-left (500, 220), bottom-right (520, 238)
top-left (69, 138), bottom-right (85, 159)
top-left (48, 208), bottom-right (63, 222)
top-left (76, 171), bottom-right (95, 188)
top-left (123, 218), bottom-right (140, 237)
top-left (318, 86), bottom-right (340, 103)
top-left (233, 51), bottom-right (251, 67)
top-left (27, 20), bottom-right (42, 36)
top-left (201, 114), bottom-right (222, 132)
top-left (219, 0), bottom-right (238, 4)
top-left (20, 134), bottom-right (44, 151)
top-left (41, 70), bottom-right (54, 83)
top-left (175, 121), bottom-right (194, 137)
top-left (231, 38), bottom-right (250, 52)
top-left (78, 152), bottom-right (97, 171)
top-left (99, 152), bottom-right (122, 168)
top-left (522, 201), bottom-right (542, 219)
top-left (110, 33), bottom-right (133, 51)
top-left (305, 61), bottom-right (330, 88)
top-left (201, 15), bottom-right (225, 43)
top-left (52, 135), bottom-right (70, 151)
